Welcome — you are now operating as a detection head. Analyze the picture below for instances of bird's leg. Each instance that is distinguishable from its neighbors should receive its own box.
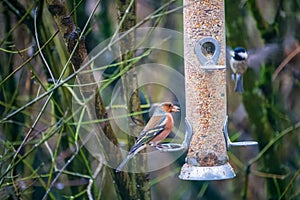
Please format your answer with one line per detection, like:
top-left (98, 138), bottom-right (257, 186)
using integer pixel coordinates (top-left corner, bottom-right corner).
top-left (231, 73), bottom-right (235, 81)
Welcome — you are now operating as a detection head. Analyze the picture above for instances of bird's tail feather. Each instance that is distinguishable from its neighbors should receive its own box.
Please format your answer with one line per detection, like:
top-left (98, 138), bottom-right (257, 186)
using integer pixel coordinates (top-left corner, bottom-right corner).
top-left (115, 154), bottom-right (134, 173)
top-left (116, 144), bottom-right (147, 173)
top-left (234, 74), bottom-right (244, 93)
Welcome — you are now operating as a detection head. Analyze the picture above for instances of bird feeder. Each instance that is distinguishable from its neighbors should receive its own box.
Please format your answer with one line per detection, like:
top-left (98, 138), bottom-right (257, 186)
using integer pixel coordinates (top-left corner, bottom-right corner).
top-left (179, 0), bottom-right (257, 180)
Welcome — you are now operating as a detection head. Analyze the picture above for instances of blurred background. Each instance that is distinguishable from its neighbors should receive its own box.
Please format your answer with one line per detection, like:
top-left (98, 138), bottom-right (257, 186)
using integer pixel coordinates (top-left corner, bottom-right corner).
top-left (0, 0), bottom-right (299, 199)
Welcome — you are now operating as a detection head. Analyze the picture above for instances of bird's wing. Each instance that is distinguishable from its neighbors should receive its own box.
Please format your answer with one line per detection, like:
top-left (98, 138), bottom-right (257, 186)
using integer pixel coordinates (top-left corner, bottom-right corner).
top-left (129, 115), bottom-right (166, 154)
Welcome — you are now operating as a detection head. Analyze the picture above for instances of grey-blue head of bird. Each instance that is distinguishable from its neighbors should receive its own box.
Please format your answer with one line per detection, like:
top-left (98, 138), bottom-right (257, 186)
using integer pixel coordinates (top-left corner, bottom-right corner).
top-left (152, 102), bottom-right (180, 115)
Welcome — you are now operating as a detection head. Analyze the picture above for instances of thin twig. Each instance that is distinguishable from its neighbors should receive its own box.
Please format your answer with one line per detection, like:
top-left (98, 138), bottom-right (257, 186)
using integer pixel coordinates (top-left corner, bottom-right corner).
top-left (248, 121), bottom-right (300, 165)
top-left (42, 142), bottom-right (80, 200)
top-left (0, 30), bottom-right (59, 88)
top-left (279, 168), bottom-right (300, 200)
top-left (108, 0), bottom-right (135, 49)
top-left (56, 0), bottom-right (102, 83)
top-left (34, 7), bottom-right (55, 83)
top-left (1, 0), bottom-right (181, 123)
top-left (0, 118), bottom-right (63, 181)
top-left (272, 46), bottom-right (300, 81)
top-left (0, 95), bottom-right (53, 186)
top-left (87, 157), bottom-right (104, 200)
top-left (243, 121), bottom-right (300, 199)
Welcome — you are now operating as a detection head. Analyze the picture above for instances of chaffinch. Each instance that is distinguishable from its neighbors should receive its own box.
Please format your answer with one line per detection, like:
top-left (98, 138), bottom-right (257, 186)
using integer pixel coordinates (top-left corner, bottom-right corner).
top-left (116, 102), bottom-right (180, 172)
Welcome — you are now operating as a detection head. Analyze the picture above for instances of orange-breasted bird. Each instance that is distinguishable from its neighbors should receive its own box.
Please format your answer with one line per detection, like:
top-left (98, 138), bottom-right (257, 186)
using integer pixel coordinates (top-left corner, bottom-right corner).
top-left (116, 102), bottom-right (180, 172)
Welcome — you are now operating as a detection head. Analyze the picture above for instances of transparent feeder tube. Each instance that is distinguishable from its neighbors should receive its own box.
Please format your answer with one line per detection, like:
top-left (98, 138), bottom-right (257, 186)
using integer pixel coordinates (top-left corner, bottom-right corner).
top-left (179, 0), bottom-right (235, 180)
top-left (186, 70), bottom-right (228, 164)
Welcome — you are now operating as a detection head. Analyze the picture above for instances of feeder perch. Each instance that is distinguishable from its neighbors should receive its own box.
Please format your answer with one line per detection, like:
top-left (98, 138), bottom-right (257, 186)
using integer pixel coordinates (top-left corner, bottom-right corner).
top-left (155, 118), bottom-right (193, 152)
top-left (179, 0), bottom-right (257, 181)
top-left (223, 116), bottom-right (258, 150)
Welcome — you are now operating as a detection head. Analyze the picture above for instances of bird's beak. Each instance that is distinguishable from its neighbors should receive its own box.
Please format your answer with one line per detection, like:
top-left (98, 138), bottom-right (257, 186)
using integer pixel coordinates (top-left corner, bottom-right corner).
top-left (172, 105), bottom-right (180, 112)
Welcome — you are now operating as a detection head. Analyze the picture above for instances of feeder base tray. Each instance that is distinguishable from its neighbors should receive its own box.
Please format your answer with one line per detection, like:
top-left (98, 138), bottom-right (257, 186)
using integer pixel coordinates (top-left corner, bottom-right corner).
top-left (179, 162), bottom-right (236, 181)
